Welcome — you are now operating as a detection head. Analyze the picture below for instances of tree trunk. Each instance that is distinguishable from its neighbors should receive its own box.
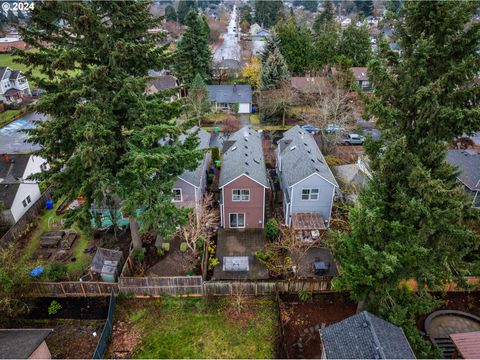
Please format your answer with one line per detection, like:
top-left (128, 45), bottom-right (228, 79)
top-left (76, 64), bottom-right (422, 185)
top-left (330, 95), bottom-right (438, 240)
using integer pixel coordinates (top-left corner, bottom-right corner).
top-left (282, 109), bottom-right (286, 127)
top-left (129, 216), bottom-right (142, 249)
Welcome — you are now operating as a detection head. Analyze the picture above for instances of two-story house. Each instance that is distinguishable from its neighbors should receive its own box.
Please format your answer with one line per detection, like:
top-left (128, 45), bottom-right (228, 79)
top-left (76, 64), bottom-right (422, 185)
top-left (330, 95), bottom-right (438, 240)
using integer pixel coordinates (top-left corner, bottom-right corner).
top-left (219, 127), bottom-right (269, 229)
top-left (276, 125), bottom-right (338, 230)
top-left (0, 67), bottom-right (31, 104)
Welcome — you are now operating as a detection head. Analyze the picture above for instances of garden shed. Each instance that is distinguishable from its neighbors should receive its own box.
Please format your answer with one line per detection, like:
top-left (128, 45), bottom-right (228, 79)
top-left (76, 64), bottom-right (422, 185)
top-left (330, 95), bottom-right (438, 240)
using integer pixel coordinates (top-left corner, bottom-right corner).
top-left (90, 248), bottom-right (123, 282)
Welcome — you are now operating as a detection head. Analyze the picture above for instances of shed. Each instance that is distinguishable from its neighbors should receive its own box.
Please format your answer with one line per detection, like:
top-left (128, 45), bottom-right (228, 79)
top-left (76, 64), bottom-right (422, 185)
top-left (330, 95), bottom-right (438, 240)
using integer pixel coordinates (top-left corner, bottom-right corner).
top-left (0, 329), bottom-right (53, 359)
top-left (90, 248), bottom-right (123, 282)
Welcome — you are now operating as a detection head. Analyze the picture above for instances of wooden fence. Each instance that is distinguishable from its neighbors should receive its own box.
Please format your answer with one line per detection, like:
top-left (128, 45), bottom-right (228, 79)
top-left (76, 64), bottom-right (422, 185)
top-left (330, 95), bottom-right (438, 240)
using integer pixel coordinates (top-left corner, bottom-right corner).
top-left (119, 276), bottom-right (204, 296)
top-left (0, 188), bottom-right (53, 247)
top-left (31, 281), bottom-right (119, 297)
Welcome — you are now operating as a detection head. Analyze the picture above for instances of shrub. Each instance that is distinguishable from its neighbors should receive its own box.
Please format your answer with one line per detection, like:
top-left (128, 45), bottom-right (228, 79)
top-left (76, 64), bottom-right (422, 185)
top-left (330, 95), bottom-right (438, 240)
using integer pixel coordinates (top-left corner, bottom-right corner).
top-left (211, 147), bottom-right (220, 163)
top-left (297, 290), bottom-right (312, 302)
top-left (157, 247), bottom-right (165, 257)
top-left (265, 218), bottom-right (280, 241)
top-left (131, 247), bottom-right (145, 262)
top-left (208, 257), bottom-right (219, 270)
top-left (45, 263), bottom-right (68, 281)
top-left (180, 242), bottom-right (188, 252)
top-left (233, 103), bottom-right (239, 113)
top-left (48, 300), bottom-right (62, 316)
top-left (324, 155), bottom-right (342, 167)
top-left (161, 242), bottom-right (170, 252)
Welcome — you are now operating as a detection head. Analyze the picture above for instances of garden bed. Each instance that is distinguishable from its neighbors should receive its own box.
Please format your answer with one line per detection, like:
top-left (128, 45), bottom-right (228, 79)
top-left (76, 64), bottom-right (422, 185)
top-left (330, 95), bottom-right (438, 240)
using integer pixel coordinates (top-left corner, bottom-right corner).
top-left (27, 296), bottom-right (109, 320)
top-left (278, 292), bottom-right (357, 359)
top-left (107, 296), bottom-right (277, 358)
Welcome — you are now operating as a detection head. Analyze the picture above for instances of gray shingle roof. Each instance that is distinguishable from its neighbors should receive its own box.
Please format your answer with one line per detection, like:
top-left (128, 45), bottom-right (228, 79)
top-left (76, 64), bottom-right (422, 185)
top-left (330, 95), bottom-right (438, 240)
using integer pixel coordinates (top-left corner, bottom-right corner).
top-left (0, 154), bottom-right (30, 183)
top-left (178, 127), bottom-right (211, 187)
top-left (446, 150), bottom-right (480, 191)
top-left (149, 75), bottom-right (178, 92)
top-left (320, 311), bottom-right (415, 359)
top-left (278, 125), bottom-right (338, 187)
top-left (219, 127), bottom-right (268, 188)
top-left (0, 183), bottom-right (20, 209)
top-left (206, 84), bottom-right (252, 104)
top-left (0, 329), bottom-right (53, 359)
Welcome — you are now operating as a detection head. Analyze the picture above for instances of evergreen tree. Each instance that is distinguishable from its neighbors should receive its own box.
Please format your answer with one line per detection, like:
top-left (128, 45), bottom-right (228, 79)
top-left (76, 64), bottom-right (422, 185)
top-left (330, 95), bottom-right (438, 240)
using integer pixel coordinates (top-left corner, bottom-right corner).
top-left (275, 18), bottom-right (315, 75)
top-left (293, 0), bottom-right (318, 12)
top-left (260, 33), bottom-right (281, 64)
top-left (260, 47), bottom-right (290, 90)
top-left (177, 0), bottom-right (196, 24)
top-left (355, 0), bottom-right (374, 17)
top-left (239, 5), bottom-right (252, 25)
top-left (338, 24), bottom-right (371, 66)
top-left (334, 1), bottom-right (480, 356)
top-left (313, 0), bottom-right (336, 34)
top-left (254, 0), bottom-right (283, 28)
top-left (175, 9), bottom-right (211, 84)
top-left (312, 0), bottom-right (339, 68)
top-left (165, 4), bottom-right (177, 22)
top-left (199, 14), bottom-right (210, 40)
top-left (18, 1), bottom-right (202, 246)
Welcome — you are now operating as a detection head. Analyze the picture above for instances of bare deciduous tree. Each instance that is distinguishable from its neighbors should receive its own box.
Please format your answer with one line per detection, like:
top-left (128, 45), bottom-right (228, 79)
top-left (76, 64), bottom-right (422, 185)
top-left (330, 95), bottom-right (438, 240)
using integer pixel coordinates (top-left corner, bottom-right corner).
top-left (258, 85), bottom-right (295, 126)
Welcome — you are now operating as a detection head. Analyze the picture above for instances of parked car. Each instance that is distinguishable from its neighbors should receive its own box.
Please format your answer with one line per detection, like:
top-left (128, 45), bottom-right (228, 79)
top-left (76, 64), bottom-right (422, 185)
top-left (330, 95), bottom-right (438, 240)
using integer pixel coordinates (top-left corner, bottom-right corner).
top-left (343, 133), bottom-right (365, 145)
top-left (324, 123), bottom-right (345, 134)
top-left (301, 124), bottom-right (320, 134)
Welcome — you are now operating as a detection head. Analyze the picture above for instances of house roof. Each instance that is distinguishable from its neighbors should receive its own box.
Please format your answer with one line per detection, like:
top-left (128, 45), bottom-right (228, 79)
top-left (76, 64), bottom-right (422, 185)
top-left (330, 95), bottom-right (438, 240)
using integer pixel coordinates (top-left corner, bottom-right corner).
top-left (0, 153), bottom-right (30, 183)
top-left (450, 331), bottom-right (480, 359)
top-left (446, 150), bottom-right (480, 191)
top-left (0, 183), bottom-right (20, 209)
top-left (206, 84), bottom-right (252, 104)
top-left (320, 311), bottom-right (415, 359)
top-left (4, 88), bottom-right (21, 96)
top-left (219, 127), bottom-right (268, 188)
top-left (0, 329), bottom-right (53, 359)
top-left (351, 67), bottom-right (368, 81)
top-left (215, 59), bottom-right (242, 69)
top-left (291, 77), bottom-right (324, 93)
top-left (178, 127), bottom-right (211, 187)
top-left (9, 70), bottom-right (20, 80)
top-left (149, 75), bottom-right (178, 92)
top-left (278, 125), bottom-right (338, 188)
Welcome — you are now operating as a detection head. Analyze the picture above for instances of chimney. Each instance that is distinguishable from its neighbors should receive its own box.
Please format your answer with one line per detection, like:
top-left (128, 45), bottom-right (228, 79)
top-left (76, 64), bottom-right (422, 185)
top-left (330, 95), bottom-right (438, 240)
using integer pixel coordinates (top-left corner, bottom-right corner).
top-left (2, 154), bottom-right (9, 164)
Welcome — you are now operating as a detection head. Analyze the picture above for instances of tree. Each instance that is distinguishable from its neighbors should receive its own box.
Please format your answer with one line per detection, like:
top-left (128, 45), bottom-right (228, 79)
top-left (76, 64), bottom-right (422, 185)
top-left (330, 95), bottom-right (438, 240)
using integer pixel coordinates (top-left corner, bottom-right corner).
top-left (260, 47), bottom-right (290, 90)
top-left (175, 9), bottom-right (211, 85)
top-left (185, 74), bottom-right (211, 126)
top-left (312, 1), bottom-right (340, 68)
top-left (258, 85), bottom-right (294, 126)
top-left (239, 5), bottom-right (252, 25)
top-left (293, 0), bottom-right (319, 13)
top-left (313, 0), bottom-right (336, 34)
top-left (355, 0), bottom-right (374, 17)
top-left (260, 33), bottom-right (281, 65)
top-left (241, 56), bottom-right (261, 88)
top-left (338, 24), bottom-right (371, 66)
top-left (334, 1), bottom-right (480, 356)
top-left (18, 2), bottom-right (202, 247)
top-left (254, 0), bottom-right (283, 28)
top-left (199, 14), bottom-right (210, 40)
top-left (165, 4), bottom-right (177, 22)
top-left (177, 0), bottom-right (196, 24)
top-left (275, 17), bottom-right (315, 75)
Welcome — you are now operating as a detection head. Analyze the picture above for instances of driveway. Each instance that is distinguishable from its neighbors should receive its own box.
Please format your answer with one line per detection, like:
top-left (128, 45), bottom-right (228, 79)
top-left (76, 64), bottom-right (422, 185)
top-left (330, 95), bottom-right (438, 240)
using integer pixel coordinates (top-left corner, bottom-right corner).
top-left (239, 113), bottom-right (250, 126)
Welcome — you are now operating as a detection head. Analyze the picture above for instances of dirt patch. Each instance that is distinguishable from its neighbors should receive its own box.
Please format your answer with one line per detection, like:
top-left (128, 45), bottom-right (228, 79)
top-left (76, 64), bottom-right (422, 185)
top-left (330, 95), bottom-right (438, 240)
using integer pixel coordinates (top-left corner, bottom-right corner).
top-left (108, 320), bottom-right (142, 359)
top-left (27, 297), bottom-right (109, 320)
top-left (333, 145), bottom-right (364, 164)
top-left (278, 292), bottom-right (357, 359)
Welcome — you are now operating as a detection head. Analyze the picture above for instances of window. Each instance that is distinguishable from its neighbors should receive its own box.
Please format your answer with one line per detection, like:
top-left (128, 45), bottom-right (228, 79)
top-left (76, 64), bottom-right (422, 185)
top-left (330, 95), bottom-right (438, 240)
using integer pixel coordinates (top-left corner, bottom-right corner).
top-left (172, 189), bottom-right (182, 202)
top-left (301, 188), bottom-right (319, 200)
top-left (232, 189), bottom-right (250, 201)
top-left (26, 195), bottom-right (31, 204)
top-left (229, 213), bottom-right (245, 228)
top-left (22, 200), bottom-right (27, 208)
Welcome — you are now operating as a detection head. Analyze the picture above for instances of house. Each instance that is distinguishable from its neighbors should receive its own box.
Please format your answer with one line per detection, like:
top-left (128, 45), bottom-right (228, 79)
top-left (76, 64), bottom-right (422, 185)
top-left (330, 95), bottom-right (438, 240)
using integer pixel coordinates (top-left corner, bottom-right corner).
top-left (450, 331), bottom-right (480, 359)
top-left (351, 67), bottom-right (371, 91)
top-left (276, 125), bottom-right (338, 229)
top-left (252, 28), bottom-right (270, 40)
top-left (319, 311), bottom-right (415, 359)
top-left (0, 329), bottom-right (53, 359)
top-left (0, 37), bottom-right (29, 53)
top-left (206, 84), bottom-right (252, 114)
top-left (145, 74), bottom-right (180, 101)
top-left (249, 23), bottom-right (262, 36)
top-left (446, 149), bottom-right (480, 208)
top-left (0, 154), bottom-right (47, 226)
top-left (212, 59), bottom-right (242, 80)
top-left (291, 76), bottom-right (324, 95)
top-left (172, 127), bottom-right (212, 215)
top-left (219, 127), bottom-right (269, 229)
top-left (389, 42), bottom-right (401, 54)
top-left (0, 67), bottom-right (31, 104)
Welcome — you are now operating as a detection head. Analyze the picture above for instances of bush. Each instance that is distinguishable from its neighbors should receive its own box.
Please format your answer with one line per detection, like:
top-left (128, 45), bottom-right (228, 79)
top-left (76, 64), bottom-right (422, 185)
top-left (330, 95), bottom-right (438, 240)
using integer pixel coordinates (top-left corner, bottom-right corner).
top-left (233, 103), bottom-right (239, 113)
top-left (45, 263), bottom-right (68, 281)
top-left (48, 300), bottom-right (62, 316)
top-left (180, 242), bottom-right (188, 252)
top-left (211, 147), bottom-right (220, 163)
top-left (132, 247), bottom-right (145, 262)
top-left (161, 242), bottom-right (170, 252)
top-left (157, 247), bottom-right (165, 257)
top-left (265, 218), bottom-right (280, 241)
top-left (297, 290), bottom-right (312, 302)
top-left (208, 257), bottom-right (219, 270)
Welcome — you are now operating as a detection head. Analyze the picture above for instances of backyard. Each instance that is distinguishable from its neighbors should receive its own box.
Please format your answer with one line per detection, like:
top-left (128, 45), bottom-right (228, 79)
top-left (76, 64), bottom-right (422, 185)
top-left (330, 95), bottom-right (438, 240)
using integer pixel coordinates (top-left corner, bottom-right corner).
top-left (107, 296), bottom-right (277, 359)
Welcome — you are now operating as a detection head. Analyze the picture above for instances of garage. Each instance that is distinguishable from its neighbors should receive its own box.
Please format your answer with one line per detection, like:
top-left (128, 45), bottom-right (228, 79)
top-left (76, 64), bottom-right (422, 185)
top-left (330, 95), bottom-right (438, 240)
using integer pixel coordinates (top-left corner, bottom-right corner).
top-left (238, 102), bottom-right (251, 114)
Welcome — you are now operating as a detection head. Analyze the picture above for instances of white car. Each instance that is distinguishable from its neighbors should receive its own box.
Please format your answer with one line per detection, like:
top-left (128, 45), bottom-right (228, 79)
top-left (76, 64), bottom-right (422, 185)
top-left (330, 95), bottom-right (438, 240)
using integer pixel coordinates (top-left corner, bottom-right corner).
top-left (343, 133), bottom-right (365, 145)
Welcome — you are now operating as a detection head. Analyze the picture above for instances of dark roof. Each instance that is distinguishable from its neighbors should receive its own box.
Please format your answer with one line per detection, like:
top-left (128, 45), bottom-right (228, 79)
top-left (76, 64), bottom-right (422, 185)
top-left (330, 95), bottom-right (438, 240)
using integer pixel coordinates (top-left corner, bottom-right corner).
top-left (0, 183), bottom-right (20, 209)
top-left (149, 75), bottom-right (178, 92)
top-left (206, 84), bottom-right (252, 104)
top-left (178, 127), bottom-right (211, 187)
top-left (446, 150), bottom-right (480, 191)
top-left (278, 125), bottom-right (338, 187)
top-left (290, 77), bottom-right (324, 93)
top-left (0, 67), bottom-right (5, 79)
top-left (0, 153), bottom-right (30, 182)
top-left (0, 329), bottom-right (52, 359)
top-left (9, 70), bottom-right (20, 80)
top-left (219, 127), bottom-right (268, 188)
top-left (320, 311), bottom-right (415, 359)
top-left (4, 88), bottom-right (21, 96)
top-left (351, 67), bottom-right (368, 81)
top-left (215, 59), bottom-right (242, 69)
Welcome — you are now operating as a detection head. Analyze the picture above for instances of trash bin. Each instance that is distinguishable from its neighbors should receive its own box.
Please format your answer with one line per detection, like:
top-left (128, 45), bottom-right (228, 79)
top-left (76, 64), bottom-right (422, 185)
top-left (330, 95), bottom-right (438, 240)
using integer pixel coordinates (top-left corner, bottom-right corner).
top-left (45, 199), bottom-right (54, 210)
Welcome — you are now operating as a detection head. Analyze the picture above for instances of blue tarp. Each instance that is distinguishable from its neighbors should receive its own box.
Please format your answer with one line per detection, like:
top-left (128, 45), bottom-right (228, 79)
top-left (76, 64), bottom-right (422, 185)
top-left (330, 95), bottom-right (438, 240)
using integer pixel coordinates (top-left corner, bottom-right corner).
top-left (29, 266), bottom-right (44, 277)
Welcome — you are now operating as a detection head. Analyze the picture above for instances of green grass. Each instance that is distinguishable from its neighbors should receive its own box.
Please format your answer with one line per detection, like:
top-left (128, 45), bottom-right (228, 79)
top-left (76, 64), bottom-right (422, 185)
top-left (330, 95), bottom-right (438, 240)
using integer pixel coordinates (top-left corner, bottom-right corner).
top-left (116, 297), bottom-right (277, 359)
top-left (0, 53), bottom-right (45, 86)
top-left (249, 114), bottom-right (261, 124)
top-left (0, 109), bottom-right (21, 127)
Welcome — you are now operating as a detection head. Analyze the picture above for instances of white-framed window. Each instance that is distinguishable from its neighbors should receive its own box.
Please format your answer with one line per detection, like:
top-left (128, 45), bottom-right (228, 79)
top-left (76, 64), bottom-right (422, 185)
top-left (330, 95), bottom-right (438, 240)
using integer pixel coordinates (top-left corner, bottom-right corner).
top-left (232, 189), bottom-right (250, 201)
top-left (301, 188), bottom-right (319, 200)
top-left (172, 188), bottom-right (182, 202)
top-left (229, 213), bottom-right (245, 228)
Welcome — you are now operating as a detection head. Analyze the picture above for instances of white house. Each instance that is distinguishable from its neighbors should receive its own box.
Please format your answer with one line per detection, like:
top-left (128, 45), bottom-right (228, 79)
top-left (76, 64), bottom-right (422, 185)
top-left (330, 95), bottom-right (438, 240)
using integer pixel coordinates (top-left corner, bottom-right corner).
top-left (0, 154), bottom-right (47, 225)
top-left (0, 67), bottom-right (31, 104)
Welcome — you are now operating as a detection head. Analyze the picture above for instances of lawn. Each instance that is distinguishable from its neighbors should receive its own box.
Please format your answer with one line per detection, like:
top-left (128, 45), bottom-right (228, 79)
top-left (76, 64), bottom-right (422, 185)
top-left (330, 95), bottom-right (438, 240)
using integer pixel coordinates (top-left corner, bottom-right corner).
top-left (0, 53), bottom-right (45, 86)
top-left (0, 109), bottom-right (21, 127)
top-left (108, 296), bottom-right (277, 359)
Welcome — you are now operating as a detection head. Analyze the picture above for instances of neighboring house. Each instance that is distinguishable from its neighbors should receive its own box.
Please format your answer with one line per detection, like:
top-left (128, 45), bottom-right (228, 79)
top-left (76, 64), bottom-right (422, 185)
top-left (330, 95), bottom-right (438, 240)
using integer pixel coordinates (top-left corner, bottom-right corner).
top-left (0, 329), bottom-right (53, 359)
top-left (0, 154), bottom-right (47, 225)
top-left (206, 84), bottom-right (252, 114)
top-left (319, 311), bottom-right (416, 359)
top-left (389, 42), bottom-right (401, 54)
top-left (276, 125), bottom-right (338, 229)
top-left (145, 74), bottom-right (180, 101)
top-left (446, 149), bottom-right (480, 208)
top-left (172, 127), bottom-right (212, 216)
top-left (351, 67), bottom-right (371, 91)
top-left (212, 59), bottom-right (242, 80)
top-left (0, 67), bottom-right (31, 104)
top-left (0, 37), bottom-right (29, 53)
top-left (249, 23), bottom-right (261, 36)
top-left (219, 127), bottom-right (269, 229)
top-left (291, 76), bottom-right (324, 95)
top-left (252, 28), bottom-right (270, 40)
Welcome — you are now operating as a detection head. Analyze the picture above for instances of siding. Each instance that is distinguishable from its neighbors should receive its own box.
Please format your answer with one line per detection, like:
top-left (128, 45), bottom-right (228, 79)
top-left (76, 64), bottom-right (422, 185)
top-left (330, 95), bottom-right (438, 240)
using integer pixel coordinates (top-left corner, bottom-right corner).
top-left (290, 174), bottom-right (335, 224)
top-left (222, 175), bottom-right (265, 229)
top-left (10, 183), bottom-right (41, 222)
top-left (172, 178), bottom-right (196, 209)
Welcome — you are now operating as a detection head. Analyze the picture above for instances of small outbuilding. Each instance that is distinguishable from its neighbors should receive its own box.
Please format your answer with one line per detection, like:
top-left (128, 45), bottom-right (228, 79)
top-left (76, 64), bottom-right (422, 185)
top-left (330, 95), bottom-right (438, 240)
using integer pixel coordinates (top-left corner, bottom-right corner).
top-left (90, 247), bottom-right (123, 282)
top-left (0, 329), bottom-right (53, 359)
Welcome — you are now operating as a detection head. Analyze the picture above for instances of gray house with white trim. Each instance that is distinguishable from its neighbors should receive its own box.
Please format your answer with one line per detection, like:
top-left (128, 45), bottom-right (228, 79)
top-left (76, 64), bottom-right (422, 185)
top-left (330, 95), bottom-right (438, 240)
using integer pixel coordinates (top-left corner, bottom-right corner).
top-left (276, 125), bottom-right (338, 229)
top-left (206, 84), bottom-right (252, 114)
top-left (172, 127), bottom-right (211, 215)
